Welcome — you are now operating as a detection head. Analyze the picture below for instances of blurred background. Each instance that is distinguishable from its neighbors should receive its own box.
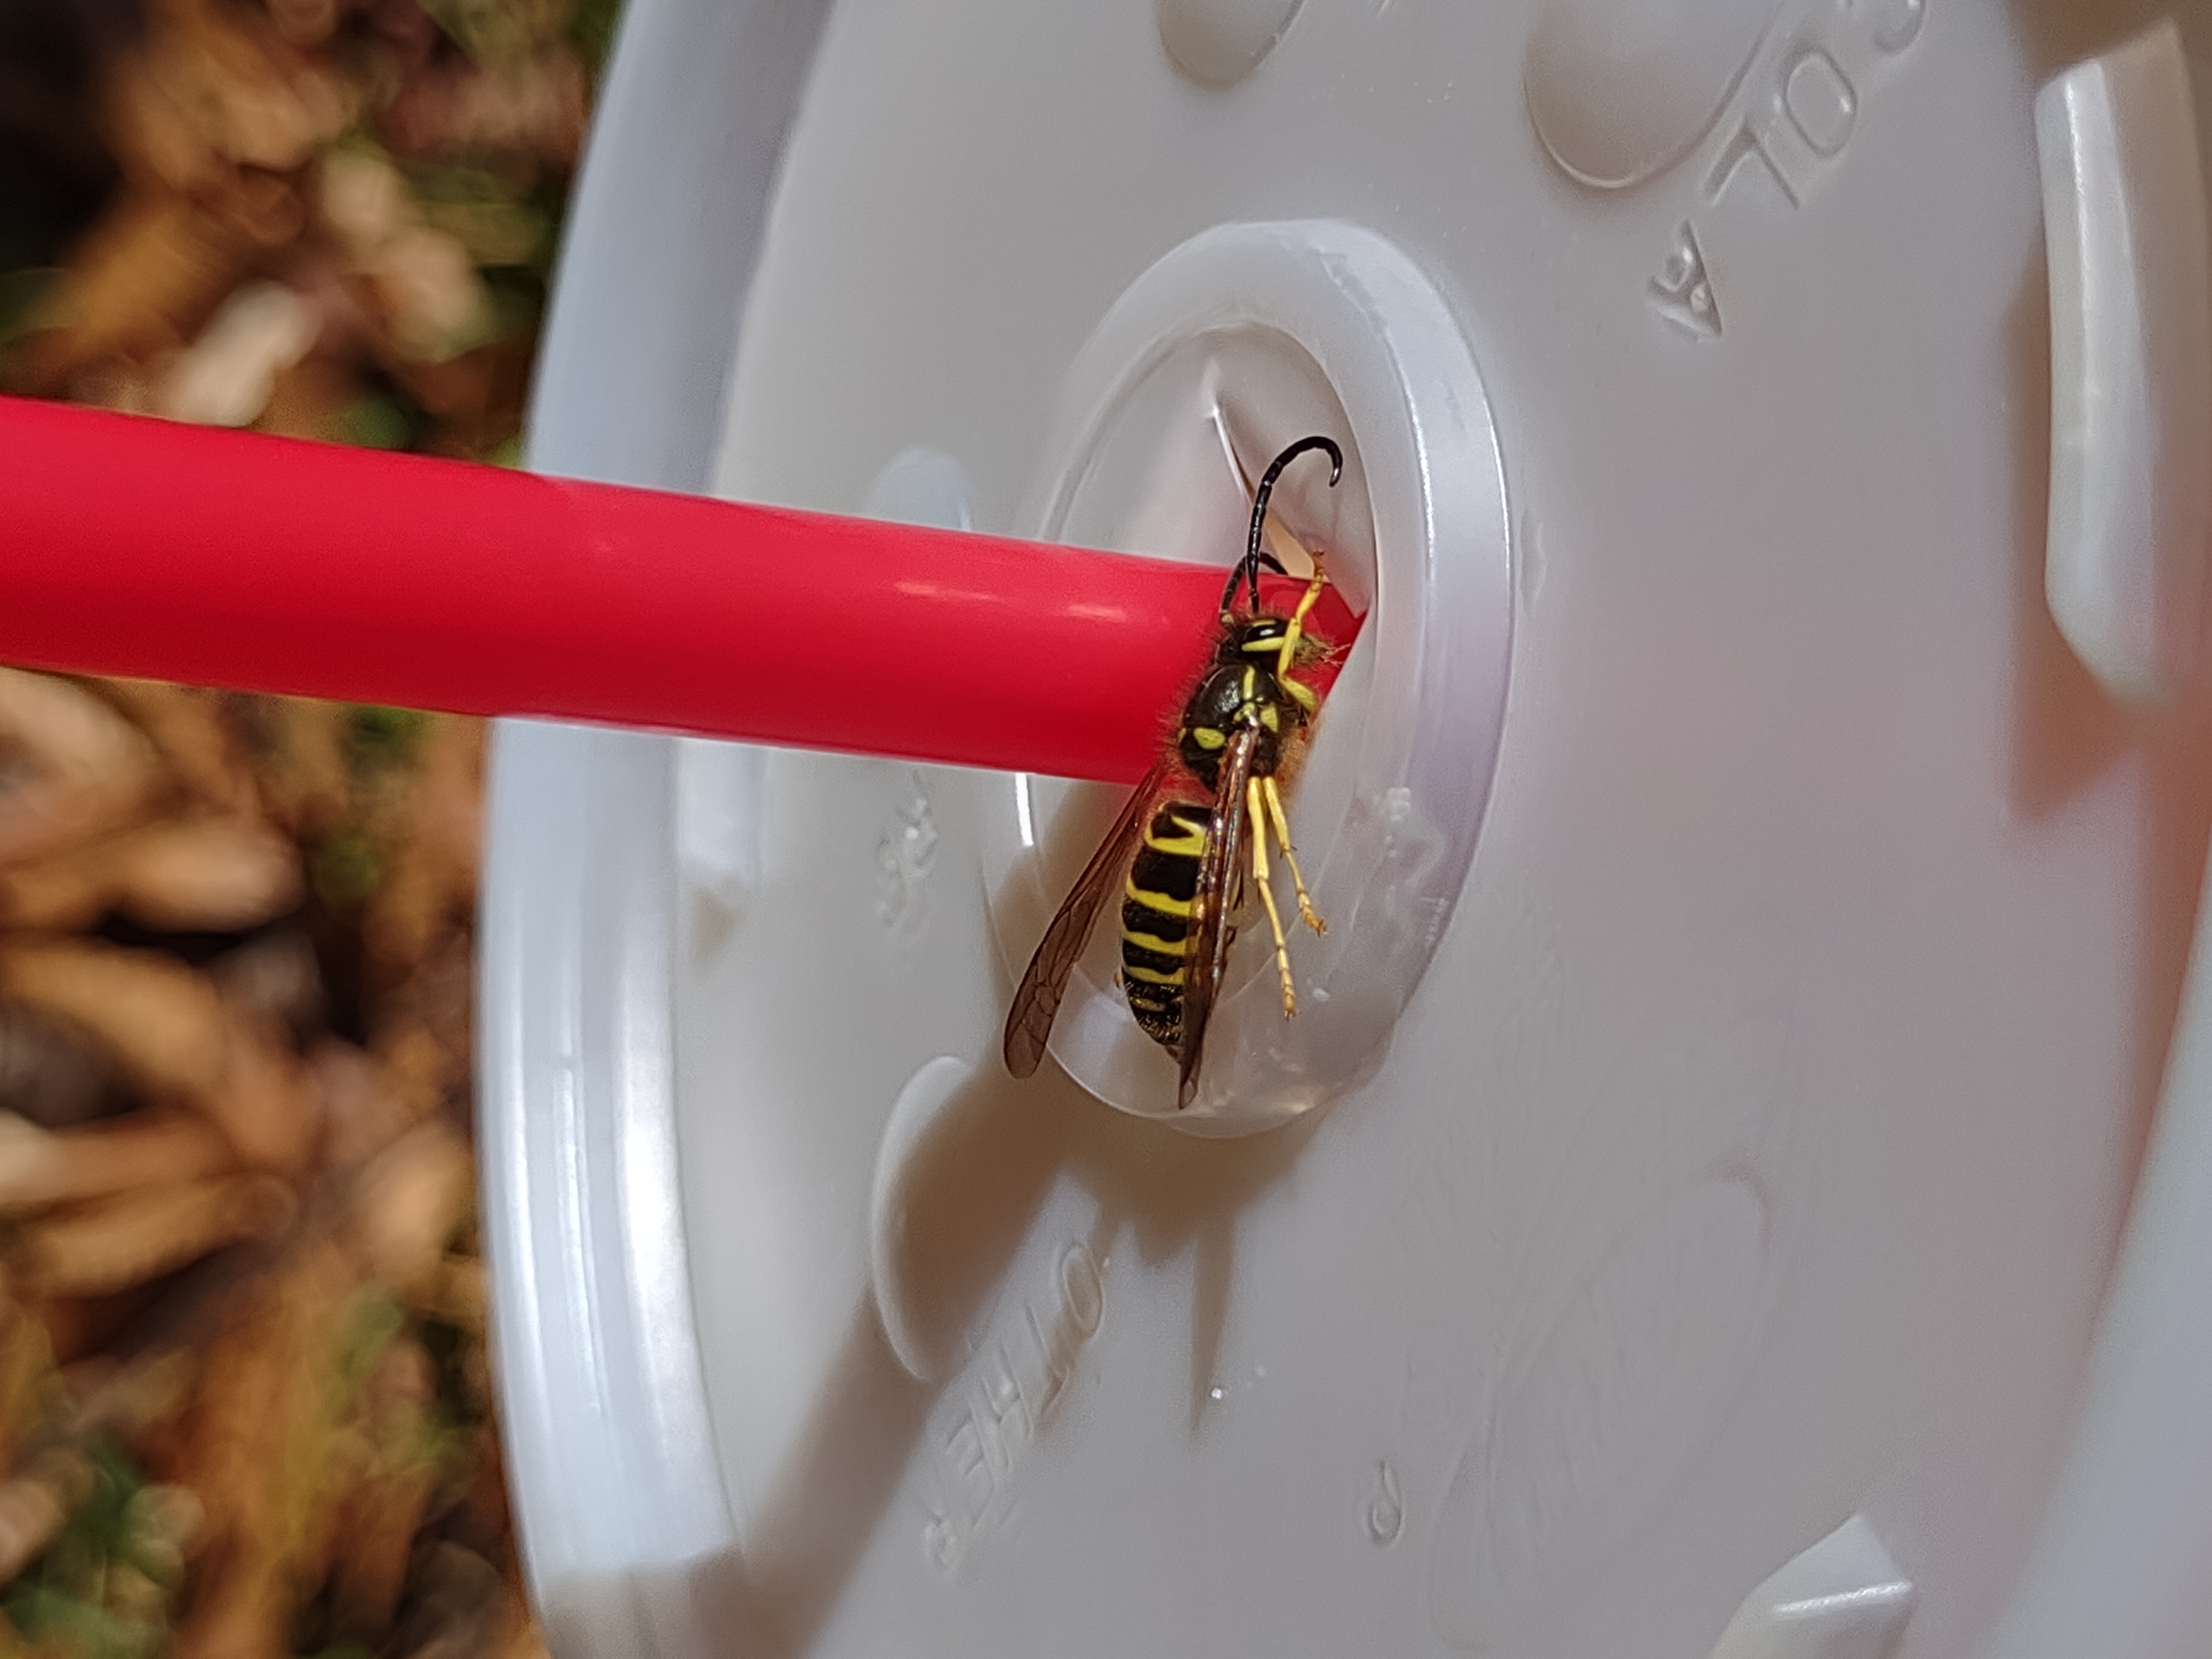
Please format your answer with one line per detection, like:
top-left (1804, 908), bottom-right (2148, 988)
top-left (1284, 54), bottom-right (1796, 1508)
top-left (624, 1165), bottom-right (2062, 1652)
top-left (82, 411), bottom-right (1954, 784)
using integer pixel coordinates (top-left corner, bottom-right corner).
top-left (0, 0), bottom-right (619, 1650)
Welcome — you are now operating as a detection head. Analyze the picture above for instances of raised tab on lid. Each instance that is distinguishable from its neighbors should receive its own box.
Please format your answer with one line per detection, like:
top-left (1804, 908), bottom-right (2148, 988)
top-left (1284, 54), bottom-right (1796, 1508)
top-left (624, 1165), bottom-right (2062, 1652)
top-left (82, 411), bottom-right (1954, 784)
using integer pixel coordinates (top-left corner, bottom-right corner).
top-left (2036, 18), bottom-right (2212, 703)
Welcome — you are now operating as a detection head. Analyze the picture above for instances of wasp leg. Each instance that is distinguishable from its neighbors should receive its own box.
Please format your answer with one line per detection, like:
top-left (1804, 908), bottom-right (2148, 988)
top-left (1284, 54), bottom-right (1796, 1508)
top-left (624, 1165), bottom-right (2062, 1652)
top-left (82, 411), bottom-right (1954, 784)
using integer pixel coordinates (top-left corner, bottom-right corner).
top-left (1248, 776), bottom-right (1298, 1018)
top-left (1277, 551), bottom-right (1329, 679)
top-left (1260, 775), bottom-right (1325, 935)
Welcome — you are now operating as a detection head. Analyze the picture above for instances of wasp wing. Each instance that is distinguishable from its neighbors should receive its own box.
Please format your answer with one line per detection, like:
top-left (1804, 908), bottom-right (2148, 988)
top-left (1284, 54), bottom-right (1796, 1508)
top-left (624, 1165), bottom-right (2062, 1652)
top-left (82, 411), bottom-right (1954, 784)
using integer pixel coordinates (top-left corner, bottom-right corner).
top-left (1177, 727), bottom-right (1259, 1109)
top-left (1003, 760), bottom-right (1173, 1079)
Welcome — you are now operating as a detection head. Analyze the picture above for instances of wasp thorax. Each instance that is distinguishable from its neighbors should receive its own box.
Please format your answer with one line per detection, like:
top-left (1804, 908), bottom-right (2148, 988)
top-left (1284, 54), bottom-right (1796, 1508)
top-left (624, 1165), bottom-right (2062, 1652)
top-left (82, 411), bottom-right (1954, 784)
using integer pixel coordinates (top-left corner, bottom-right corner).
top-left (1225, 615), bottom-right (1290, 660)
top-left (1175, 630), bottom-right (1314, 790)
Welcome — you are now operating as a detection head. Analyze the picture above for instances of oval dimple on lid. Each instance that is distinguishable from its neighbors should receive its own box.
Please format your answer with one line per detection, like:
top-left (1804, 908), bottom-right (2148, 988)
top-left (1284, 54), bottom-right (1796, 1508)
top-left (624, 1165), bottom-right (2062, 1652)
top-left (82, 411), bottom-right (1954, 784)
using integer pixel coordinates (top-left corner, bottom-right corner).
top-left (1523, 0), bottom-right (1782, 189)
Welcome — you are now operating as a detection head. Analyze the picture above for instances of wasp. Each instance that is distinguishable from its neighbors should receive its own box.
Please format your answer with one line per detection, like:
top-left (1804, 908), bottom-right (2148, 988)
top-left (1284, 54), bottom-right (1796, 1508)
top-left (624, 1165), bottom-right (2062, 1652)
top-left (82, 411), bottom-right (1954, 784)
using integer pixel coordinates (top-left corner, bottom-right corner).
top-left (1003, 434), bottom-right (1344, 1108)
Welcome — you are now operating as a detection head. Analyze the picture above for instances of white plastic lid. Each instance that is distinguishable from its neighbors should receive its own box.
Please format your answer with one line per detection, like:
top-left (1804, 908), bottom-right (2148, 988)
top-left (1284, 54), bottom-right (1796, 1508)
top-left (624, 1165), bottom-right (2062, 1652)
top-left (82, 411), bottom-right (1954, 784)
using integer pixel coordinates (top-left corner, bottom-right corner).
top-left (484, 4), bottom-right (2212, 1657)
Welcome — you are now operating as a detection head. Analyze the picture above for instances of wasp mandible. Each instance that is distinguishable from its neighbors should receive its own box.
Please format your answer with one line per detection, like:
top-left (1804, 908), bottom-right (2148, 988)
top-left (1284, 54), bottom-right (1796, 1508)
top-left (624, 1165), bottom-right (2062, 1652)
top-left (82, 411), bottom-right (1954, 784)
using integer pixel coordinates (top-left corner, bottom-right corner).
top-left (1003, 434), bottom-right (1344, 1108)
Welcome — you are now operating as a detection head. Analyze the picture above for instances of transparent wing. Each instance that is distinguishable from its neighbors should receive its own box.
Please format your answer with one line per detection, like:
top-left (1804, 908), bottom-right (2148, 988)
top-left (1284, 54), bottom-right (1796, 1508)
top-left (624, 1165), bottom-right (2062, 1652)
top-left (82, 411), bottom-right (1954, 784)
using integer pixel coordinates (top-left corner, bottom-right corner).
top-left (1003, 760), bottom-right (1172, 1079)
top-left (1177, 728), bottom-right (1258, 1109)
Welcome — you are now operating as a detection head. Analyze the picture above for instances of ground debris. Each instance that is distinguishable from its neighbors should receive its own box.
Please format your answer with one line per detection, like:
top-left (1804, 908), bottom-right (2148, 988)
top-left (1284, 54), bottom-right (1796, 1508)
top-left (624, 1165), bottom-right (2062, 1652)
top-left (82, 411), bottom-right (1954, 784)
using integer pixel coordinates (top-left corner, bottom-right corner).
top-left (0, 675), bottom-right (521, 1659)
top-left (0, 813), bottom-right (305, 935)
top-left (0, 669), bottom-right (515, 1655)
top-left (0, 673), bottom-right (163, 873)
top-left (14, 1176), bottom-right (299, 1299)
top-left (0, 0), bottom-right (599, 1639)
top-left (0, 940), bottom-right (321, 1175)
top-left (0, 1115), bottom-right (233, 1214)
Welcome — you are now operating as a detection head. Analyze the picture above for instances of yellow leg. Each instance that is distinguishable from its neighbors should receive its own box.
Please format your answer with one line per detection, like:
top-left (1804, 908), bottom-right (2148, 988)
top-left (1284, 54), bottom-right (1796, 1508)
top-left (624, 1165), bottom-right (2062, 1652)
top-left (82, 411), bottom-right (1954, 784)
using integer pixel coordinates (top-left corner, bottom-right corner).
top-left (1248, 776), bottom-right (1297, 1018)
top-left (1260, 775), bottom-right (1325, 934)
top-left (1277, 551), bottom-right (1328, 679)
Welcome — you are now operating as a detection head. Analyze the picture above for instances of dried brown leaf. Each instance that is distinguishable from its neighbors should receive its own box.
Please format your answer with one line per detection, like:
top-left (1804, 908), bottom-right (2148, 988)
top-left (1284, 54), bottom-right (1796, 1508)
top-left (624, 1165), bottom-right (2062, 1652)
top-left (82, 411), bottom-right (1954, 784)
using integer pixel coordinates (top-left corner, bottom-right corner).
top-left (436, 1426), bottom-right (513, 1563)
top-left (0, 671), bottom-right (163, 869)
top-left (381, 49), bottom-right (586, 169)
top-left (409, 1254), bottom-right (484, 1332)
top-left (364, 717), bottom-right (482, 975)
top-left (133, 1480), bottom-right (205, 1568)
top-left (109, 0), bottom-right (345, 185)
top-left (18, 1176), bottom-right (297, 1298)
top-left (368, 225), bottom-right (488, 363)
top-left (80, 679), bottom-right (259, 816)
top-left (210, 930), bottom-right (325, 1040)
top-left (345, 1121), bottom-right (471, 1297)
top-left (0, 1112), bottom-right (232, 1213)
top-left (165, 1240), bottom-right (358, 1659)
top-left (33, 1284), bottom-right (171, 1369)
top-left (0, 1004), bottom-right (134, 1130)
top-left (68, 1348), bottom-right (200, 1446)
top-left (0, 1447), bottom-right (93, 1583)
top-left (0, 813), bottom-right (304, 933)
top-left (0, 850), bottom-right (112, 935)
top-left (373, 1015), bottom-right (464, 1130)
top-left (251, 697), bottom-right (351, 838)
top-left (259, 351), bottom-right (361, 442)
top-left (324, 1336), bottom-right (439, 1641)
top-left (3, 194), bottom-right (249, 397)
top-left (205, 166), bottom-right (310, 250)
top-left (0, 942), bottom-right (319, 1172)
top-left (0, 1300), bottom-right (60, 1477)
top-left (311, 1040), bottom-right (416, 1173)
top-left (393, 1542), bottom-right (508, 1659)
top-left (100, 815), bottom-right (302, 932)
top-left (319, 148), bottom-right (413, 263)
top-left (268, 0), bottom-right (339, 49)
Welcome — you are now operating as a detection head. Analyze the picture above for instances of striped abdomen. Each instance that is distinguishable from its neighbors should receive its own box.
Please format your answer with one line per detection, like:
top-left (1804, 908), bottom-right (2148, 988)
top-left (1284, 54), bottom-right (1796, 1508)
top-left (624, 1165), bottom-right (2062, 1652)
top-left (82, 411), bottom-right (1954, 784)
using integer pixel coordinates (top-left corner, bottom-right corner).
top-left (1120, 801), bottom-right (1209, 1050)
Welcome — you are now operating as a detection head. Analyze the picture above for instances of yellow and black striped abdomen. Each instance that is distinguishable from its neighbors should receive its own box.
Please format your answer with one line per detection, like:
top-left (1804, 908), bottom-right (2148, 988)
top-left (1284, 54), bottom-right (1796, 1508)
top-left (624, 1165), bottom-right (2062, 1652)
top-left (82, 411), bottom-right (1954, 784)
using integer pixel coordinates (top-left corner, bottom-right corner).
top-left (1120, 801), bottom-right (1210, 1050)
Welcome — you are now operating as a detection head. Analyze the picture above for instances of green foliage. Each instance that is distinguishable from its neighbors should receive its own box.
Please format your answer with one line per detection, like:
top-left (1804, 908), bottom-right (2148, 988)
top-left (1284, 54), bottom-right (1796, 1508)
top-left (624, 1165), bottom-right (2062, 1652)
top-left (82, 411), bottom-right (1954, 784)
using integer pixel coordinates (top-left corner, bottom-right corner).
top-left (333, 1288), bottom-right (410, 1401)
top-left (348, 705), bottom-right (429, 768)
top-left (332, 395), bottom-right (418, 452)
top-left (2, 1440), bottom-right (182, 1659)
top-left (40, 1442), bottom-right (143, 1583)
top-left (406, 163), bottom-right (555, 272)
top-left (311, 825), bottom-right (383, 909)
top-left (0, 269), bottom-right (59, 352)
top-left (568, 0), bottom-right (625, 77)
top-left (3, 1584), bottom-right (155, 1659)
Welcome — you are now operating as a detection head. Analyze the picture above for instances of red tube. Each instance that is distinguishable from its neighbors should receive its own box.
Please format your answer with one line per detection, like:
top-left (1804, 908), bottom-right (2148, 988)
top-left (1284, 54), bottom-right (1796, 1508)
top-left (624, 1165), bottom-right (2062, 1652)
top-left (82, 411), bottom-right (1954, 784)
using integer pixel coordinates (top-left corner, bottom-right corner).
top-left (0, 398), bottom-right (1356, 784)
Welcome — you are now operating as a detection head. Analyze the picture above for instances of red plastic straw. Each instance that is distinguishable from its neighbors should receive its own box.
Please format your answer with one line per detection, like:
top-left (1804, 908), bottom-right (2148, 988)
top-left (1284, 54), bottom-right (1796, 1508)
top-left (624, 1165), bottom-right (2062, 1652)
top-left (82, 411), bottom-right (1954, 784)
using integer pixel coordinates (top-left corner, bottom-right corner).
top-left (0, 398), bottom-right (1356, 784)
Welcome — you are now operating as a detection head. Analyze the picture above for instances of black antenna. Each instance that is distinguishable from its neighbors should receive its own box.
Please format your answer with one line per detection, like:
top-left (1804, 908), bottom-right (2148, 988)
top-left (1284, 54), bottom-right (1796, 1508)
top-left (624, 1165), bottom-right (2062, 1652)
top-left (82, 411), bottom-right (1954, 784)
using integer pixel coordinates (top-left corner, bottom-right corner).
top-left (1223, 435), bottom-right (1343, 614)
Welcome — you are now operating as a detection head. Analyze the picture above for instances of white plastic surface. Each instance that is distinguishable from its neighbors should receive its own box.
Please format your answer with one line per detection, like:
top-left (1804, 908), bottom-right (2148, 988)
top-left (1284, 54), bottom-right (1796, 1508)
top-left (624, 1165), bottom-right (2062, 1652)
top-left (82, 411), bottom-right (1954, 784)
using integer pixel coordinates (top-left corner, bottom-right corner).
top-left (1154, 0), bottom-right (1303, 86)
top-left (1524, 0), bottom-right (1782, 190)
top-left (2037, 18), bottom-right (2212, 703)
top-left (479, 0), bottom-right (828, 1646)
top-left (1706, 1515), bottom-right (1915, 1659)
top-left (484, 3), bottom-right (2212, 1657)
top-left (1986, 823), bottom-right (2212, 1658)
top-left (677, 738), bottom-right (766, 909)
